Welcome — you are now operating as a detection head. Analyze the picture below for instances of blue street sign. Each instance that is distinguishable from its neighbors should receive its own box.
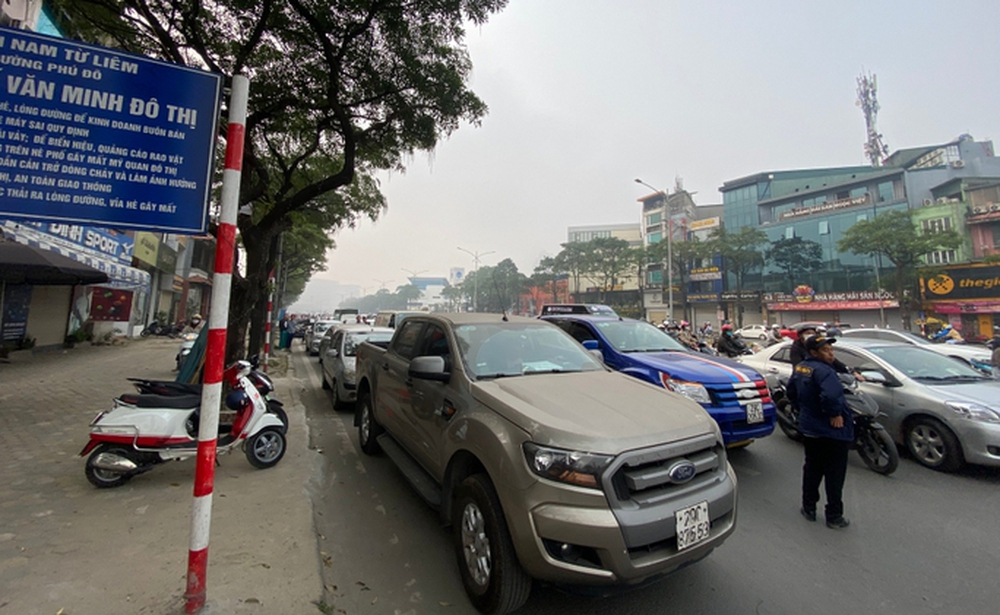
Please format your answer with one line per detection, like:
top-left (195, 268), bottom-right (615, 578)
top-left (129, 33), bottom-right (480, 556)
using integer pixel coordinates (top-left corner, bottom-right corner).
top-left (0, 27), bottom-right (222, 233)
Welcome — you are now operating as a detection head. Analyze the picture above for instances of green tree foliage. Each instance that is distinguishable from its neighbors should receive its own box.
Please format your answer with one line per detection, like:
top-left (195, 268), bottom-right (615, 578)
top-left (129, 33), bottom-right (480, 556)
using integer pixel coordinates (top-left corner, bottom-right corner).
top-left (52, 0), bottom-right (508, 359)
top-left (553, 242), bottom-right (589, 295)
top-left (340, 284), bottom-right (422, 313)
top-left (463, 259), bottom-right (526, 313)
top-left (583, 237), bottom-right (636, 301)
top-left (708, 226), bottom-right (768, 326)
top-left (766, 237), bottom-right (823, 292)
top-left (838, 209), bottom-right (961, 330)
top-left (530, 256), bottom-right (561, 306)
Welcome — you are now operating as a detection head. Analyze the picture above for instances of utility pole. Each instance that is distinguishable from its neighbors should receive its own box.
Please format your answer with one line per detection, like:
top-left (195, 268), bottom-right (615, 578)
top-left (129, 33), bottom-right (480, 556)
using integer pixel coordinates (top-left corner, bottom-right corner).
top-left (457, 246), bottom-right (494, 312)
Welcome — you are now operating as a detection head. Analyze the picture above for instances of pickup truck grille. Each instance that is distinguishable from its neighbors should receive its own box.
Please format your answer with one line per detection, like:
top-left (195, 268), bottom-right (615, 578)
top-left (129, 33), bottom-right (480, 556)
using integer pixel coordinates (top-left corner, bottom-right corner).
top-left (705, 380), bottom-right (771, 407)
top-left (606, 434), bottom-right (723, 505)
top-left (601, 433), bottom-right (732, 552)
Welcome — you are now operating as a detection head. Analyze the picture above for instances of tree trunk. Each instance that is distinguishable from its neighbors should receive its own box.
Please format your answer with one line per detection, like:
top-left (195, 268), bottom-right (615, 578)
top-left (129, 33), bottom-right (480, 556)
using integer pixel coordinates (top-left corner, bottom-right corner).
top-left (226, 224), bottom-right (279, 363)
top-left (896, 264), bottom-right (911, 331)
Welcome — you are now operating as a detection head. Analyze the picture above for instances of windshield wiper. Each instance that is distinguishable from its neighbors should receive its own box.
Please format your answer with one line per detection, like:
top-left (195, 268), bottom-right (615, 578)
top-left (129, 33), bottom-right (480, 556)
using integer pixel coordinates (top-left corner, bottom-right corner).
top-left (476, 373), bottom-right (522, 380)
top-left (622, 348), bottom-right (674, 353)
top-left (915, 375), bottom-right (986, 382)
top-left (523, 368), bottom-right (579, 375)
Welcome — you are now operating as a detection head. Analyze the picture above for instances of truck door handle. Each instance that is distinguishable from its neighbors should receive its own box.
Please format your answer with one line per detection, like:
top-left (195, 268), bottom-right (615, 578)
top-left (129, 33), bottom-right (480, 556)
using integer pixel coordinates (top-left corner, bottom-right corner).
top-left (404, 378), bottom-right (414, 388)
top-left (767, 367), bottom-right (778, 373)
top-left (381, 362), bottom-right (389, 372)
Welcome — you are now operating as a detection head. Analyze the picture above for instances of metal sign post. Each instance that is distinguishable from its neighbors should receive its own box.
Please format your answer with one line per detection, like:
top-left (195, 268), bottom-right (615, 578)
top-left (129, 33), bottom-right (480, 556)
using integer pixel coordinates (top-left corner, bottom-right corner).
top-left (184, 74), bottom-right (248, 614)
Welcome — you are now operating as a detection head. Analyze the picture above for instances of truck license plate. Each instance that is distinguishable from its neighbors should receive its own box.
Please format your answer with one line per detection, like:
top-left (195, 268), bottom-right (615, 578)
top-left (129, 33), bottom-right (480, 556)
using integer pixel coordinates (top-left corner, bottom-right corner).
top-left (675, 501), bottom-right (710, 551)
top-left (746, 401), bottom-right (764, 424)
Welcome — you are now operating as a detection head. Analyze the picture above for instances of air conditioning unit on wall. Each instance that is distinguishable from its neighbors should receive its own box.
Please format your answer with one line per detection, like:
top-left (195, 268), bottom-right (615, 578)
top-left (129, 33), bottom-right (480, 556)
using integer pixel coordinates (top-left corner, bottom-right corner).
top-left (973, 206), bottom-right (988, 214)
top-left (991, 203), bottom-right (1000, 212)
top-left (922, 198), bottom-right (934, 206)
top-left (951, 160), bottom-right (966, 168)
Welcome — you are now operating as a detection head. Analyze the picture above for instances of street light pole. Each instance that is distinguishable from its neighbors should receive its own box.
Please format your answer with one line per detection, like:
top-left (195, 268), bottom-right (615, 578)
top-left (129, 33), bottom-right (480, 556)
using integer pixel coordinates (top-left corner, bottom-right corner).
top-left (635, 178), bottom-right (673, 322)
top-left (457, 246), bottom-right (495, 312)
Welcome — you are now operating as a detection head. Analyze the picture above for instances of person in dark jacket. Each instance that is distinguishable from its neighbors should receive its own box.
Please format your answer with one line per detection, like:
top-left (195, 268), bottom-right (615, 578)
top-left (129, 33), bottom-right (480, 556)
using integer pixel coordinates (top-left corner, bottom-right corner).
top-left (790, 323), bottom-right (862, 380)
top-left (715, 324), bottom-right (747, 357)
top-left (787, 334), bottom-right (853, 529)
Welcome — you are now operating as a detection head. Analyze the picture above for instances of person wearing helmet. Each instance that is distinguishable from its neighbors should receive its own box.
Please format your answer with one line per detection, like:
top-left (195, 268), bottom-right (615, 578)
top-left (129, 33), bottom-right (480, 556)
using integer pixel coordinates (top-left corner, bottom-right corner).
top-left (715, 323), bottom-right (746, 357)
top-left (182, 314), bottom-right (204, 335)
top-left (678, 320), bottom-right (698, 350)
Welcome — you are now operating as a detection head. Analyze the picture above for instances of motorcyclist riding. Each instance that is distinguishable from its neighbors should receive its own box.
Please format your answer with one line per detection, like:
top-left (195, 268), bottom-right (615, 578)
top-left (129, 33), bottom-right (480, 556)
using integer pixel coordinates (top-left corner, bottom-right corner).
top-left (181, 314), bottom-right (204, 335)
top-left (677, 320), bottom-right (699, 350)
top-left (931, 324), bottom-right (963, 343)
top-left (715, 324), bottom-right (747, 357)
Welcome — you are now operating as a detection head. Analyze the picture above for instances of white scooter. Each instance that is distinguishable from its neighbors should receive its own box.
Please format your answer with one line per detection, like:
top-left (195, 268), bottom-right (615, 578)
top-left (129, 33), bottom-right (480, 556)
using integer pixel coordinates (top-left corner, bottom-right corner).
top-left (80, 359), bottom-right (287, 488)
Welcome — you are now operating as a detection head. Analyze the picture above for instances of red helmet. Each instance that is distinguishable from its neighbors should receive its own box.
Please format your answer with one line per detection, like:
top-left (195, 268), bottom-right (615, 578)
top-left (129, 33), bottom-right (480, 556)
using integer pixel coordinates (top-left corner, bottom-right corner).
top-left (721, 324), bottom-right (733, 332)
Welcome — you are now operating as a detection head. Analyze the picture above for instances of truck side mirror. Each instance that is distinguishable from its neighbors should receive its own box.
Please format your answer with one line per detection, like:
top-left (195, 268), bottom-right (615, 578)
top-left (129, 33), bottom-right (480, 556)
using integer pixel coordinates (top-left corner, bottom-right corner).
top-left (409, 356), bottom-right (450, 382)
top-left (582, 339), bottom-right (599, 350)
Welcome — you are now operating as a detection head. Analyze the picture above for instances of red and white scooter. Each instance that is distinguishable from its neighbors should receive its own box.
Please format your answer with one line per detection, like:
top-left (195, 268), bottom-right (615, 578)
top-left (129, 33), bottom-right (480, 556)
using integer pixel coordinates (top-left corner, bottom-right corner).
top-left (80, 359), bottom-right (287, 488)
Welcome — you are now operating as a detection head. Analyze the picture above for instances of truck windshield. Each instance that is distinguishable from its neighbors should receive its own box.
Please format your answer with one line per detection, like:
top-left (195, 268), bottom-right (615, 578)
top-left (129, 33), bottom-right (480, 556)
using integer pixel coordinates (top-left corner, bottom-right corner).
top-left (454, 323), bottom-right (604, 379)
top-left (594, 321), bottom-right (687, 353)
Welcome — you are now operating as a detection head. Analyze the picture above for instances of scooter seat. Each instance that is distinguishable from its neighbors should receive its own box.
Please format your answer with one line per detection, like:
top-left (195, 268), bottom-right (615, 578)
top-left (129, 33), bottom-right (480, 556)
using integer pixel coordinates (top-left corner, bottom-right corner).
top-left (128, 379), bottom-right (202, 396)
top-left (118, 393), bottom-right (201, 409)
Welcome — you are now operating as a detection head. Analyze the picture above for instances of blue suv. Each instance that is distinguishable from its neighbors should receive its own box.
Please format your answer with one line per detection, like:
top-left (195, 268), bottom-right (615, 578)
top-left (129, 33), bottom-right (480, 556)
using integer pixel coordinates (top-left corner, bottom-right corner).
top-left (544, 315), bottom-right (776, 446)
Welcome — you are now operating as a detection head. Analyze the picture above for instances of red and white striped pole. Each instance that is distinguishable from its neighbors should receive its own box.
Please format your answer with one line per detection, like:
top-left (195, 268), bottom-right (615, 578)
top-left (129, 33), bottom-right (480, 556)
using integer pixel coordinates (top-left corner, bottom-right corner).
top-left (184, 74), bottom-right (248, 614)
top-left (263, 268), bottom-right (275, 372)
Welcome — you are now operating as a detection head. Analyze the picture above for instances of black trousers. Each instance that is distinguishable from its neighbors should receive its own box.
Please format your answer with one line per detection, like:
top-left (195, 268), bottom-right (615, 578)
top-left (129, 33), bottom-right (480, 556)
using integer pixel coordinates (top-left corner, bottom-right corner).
top-left (802, 437), bottom-right (850, 521)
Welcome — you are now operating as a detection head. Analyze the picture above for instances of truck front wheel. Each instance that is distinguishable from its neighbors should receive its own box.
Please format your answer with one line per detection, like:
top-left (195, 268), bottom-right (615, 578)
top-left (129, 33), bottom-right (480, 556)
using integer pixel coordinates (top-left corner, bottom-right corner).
top-left (452, 474), bottom-right (531, 614)
top-left (358, 392), bottom-right (383, 455)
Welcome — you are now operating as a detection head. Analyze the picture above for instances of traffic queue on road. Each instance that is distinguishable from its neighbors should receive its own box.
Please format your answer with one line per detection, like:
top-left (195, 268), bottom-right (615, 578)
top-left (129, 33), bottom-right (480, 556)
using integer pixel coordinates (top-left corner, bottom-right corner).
top-left (300, 307), bottom-right (1000, 615)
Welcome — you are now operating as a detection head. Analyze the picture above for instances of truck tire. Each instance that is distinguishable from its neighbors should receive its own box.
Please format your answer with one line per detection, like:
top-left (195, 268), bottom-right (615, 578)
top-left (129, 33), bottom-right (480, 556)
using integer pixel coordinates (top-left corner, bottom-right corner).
top-left (358, 392), bottom-right (383, 455)
top-left (452, 474), bottom-right (531, 614)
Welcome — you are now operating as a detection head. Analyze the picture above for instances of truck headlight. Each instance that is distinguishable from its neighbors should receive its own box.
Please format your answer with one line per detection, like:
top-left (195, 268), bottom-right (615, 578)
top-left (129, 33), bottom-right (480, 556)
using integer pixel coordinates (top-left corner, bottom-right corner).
top-left (342, 367), bottom-right (356, 384)
top-left (522, 443), bottom-right (612, 489)
top-left (665, 378), bottom-right (712, 404)
top-left (946, 401), bottom-right (1000, 424)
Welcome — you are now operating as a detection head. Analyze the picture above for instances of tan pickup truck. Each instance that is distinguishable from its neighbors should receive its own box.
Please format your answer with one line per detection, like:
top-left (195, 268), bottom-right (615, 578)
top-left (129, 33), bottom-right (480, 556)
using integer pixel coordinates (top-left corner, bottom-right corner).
top-left (353, 313), bottom-right (737, 614)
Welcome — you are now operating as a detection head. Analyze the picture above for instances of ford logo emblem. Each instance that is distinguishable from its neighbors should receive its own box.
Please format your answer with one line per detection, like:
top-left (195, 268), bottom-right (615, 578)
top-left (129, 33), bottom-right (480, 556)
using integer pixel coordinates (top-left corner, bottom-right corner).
top-left (738, 388), bottom-right (756, 399)
top-left (667, 460), bottom-right (697, 484)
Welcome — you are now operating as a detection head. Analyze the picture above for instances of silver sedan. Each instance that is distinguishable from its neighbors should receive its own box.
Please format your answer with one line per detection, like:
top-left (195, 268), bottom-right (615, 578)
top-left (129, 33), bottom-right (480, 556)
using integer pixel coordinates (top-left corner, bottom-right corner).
top-left (742, 339), bottom-right (1000, 472)
top-left (320, 325), bottom-right (393, 410)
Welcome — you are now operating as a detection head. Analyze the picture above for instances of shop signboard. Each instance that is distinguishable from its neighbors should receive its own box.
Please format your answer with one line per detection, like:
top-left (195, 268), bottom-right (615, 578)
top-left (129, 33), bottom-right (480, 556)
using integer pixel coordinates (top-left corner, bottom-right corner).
top-left (0, 27), bottom-right (222, 233)
top-left (132, 231), bottom-right (159, 267)
top-left (922, 265), bottom-right (1000, 301)
top-left (2, 283), bottom-right (32, 341)
top-left (4, 220), bottom-right (133, 264)
top-left (764, 288), bottom-right (898, 311)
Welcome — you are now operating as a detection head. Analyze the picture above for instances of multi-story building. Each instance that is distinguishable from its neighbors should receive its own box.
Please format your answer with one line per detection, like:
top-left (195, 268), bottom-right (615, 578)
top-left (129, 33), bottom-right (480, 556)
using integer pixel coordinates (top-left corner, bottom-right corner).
top-left (719, 135), bottom-right (1000, 331)
top-left (565, 222), bottom-right (642, 297)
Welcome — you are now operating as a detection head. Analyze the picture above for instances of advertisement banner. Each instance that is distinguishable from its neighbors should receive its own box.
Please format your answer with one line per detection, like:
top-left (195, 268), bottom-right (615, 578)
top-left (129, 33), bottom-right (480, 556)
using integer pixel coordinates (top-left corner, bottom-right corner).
top-left (132, 231), bottom-right (159, 266)
top-left (5, 220), bottom-right (133, 264)
top-left (2, 283), bottom-right (32, 341)
top-left (922, 265), bottom-right (1000, 301)
top-left (767, 300), bottom-right (898, 312)
top-left (0, 27), bottom-right (222, 233)
top-left (89, 287), bottom-right (133, 321)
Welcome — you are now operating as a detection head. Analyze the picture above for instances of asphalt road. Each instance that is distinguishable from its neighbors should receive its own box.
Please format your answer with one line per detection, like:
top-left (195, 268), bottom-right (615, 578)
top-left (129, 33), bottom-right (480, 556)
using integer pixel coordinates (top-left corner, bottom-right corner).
top-left (295, 346), bottom-right (1000, 615)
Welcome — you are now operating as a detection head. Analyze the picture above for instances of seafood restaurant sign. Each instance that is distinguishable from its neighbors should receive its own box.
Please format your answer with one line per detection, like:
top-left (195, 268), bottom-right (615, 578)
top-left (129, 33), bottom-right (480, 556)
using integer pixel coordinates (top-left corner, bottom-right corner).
top-left (0, 27), bottom-right (221, 233)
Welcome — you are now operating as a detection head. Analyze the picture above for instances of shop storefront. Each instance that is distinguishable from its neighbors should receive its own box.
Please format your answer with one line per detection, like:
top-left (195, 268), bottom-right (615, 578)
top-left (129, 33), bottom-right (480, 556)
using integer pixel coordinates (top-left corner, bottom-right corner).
top-left (1, 221), bottom-right (151, 342)
top-left (922, 265), bottom-right (1000, 340)
top-left (763, 288), bottom-right (900, 328)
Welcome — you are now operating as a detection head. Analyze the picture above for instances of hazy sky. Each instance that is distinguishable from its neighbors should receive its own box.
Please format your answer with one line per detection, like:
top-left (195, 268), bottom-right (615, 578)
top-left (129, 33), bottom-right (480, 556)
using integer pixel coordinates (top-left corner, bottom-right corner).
top-left (304, 0), bottom-right (1000, 299)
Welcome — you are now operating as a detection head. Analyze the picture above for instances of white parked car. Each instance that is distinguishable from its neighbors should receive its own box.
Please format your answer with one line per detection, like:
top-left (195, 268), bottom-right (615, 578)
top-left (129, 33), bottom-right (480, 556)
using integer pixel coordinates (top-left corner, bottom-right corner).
top-left (841, 328), bottom-right (992, 374)
top-left (742, 339), bottom-right (1000, 472)
top-left (737, 324), bottom-right (770, 340)
top-left (320, 325), bottom-right (394, 409)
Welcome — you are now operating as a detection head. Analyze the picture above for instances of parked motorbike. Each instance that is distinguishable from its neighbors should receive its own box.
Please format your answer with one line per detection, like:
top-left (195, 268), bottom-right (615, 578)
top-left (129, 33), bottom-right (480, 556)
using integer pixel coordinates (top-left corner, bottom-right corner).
top-left (140, 320), bottom-right (182, 338)
top-left (771, 372), bottom-right (899, 475)
top-left (126, 356), bottom-right (289, 432)
top-left (696, 341), bottom-right (720, 356)
top-left (80, 358), bottom-right (287, 488)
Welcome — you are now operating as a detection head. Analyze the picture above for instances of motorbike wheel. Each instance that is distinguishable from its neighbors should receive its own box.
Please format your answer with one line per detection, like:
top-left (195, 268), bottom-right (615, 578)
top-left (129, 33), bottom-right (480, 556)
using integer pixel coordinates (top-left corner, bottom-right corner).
top-left (267, 400), bottom-right (289, 433)
top-left (856, 426), bottom-right (899, 475)
top-left (358, 393), bottom-right (383, 455)
top-left (776, 399), bottom-right (804, 442)
top-left (85, 444), bottom-right (136, 488)
top-left (140, 328), bottom-right (152, 337)
top-left (245, 428), bottom-right (286, 469)
top-left (452, 474), bottom-right (532, 615)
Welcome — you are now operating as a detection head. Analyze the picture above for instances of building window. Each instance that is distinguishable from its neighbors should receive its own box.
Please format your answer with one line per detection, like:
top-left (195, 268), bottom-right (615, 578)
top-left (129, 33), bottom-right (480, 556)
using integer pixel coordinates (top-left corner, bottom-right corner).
top-left (646, 213), bottom-right (662, 225)
top-left (850, 187), bottom-right (868, 199)
top-left (784, 227), bottom-right (795, 239)
top-left (877, 181), bottom-right (894, 203)
top-left (921, 217), bottom-right (952, 233)
top-left (819, 221), bottom-right (830, 235)
top-left (647, 232), bottom-right (662, 245)
top-left (926, 250), bottom-right (956, 264)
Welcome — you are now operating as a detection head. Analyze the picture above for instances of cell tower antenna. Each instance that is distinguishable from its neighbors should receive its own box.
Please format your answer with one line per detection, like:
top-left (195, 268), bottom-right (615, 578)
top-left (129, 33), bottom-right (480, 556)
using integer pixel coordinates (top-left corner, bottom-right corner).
top-left (857, 71), bottom-right (889, 167)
